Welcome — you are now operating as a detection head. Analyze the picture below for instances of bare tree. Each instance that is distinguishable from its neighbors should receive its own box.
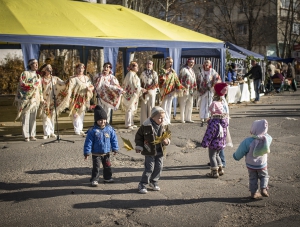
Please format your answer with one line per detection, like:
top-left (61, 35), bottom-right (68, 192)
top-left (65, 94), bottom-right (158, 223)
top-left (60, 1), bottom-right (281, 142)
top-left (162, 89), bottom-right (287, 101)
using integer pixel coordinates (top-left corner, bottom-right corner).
top-left (279, 0), bottom-right (300, 58)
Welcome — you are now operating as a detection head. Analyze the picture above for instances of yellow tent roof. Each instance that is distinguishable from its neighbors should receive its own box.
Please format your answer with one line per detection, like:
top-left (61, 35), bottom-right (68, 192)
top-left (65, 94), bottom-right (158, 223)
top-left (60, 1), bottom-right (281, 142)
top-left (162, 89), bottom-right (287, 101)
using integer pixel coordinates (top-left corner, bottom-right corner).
top-left (0, 0), bottom-right (223, 48)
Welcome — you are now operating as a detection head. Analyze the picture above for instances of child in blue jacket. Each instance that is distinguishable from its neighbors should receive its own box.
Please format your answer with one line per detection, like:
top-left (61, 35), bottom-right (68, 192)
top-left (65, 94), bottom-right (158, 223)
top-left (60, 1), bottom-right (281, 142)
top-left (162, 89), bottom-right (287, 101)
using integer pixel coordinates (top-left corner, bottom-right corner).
top-left (84, 105), bottom-right (119, 186)
top-left (233, 119), bottom-right (272, 199)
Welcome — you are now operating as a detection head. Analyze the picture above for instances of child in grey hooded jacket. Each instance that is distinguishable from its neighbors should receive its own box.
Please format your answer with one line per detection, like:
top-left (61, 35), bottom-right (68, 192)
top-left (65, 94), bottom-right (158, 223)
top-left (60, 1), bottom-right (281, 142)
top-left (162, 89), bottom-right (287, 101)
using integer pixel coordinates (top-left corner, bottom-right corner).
top-left (233, 119), bottom-right (272, 199)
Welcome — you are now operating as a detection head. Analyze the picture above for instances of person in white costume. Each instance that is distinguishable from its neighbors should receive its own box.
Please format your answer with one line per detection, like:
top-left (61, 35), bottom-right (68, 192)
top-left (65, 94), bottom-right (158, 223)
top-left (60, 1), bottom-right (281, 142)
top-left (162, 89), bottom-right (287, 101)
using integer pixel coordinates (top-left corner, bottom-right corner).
top-left (39, 64), bottom-right (66, 139)
top-left (94, 62), bottom-right (124, 124)
top-left (196, 60), bottom-right (220, 127)
top-left (58, 63), bottom-right (94, 136)
top-left (178, 58), bottom-right (197, 123)
top-left (158, 57), bottom-right (184, 125)
top-left (122, 61), bottom-right (146, 129)
top-left (15, 59), bottom-right (44, 142)
top-left (139, 60), bottom-right (158, 124)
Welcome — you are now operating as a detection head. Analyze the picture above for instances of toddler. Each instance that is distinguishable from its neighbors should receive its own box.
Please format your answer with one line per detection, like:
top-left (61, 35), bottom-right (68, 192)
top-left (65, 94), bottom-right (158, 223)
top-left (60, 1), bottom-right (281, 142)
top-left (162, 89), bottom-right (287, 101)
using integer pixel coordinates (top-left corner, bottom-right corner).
top-left (84, 105), bottom-right (119, 186)
top-left (233, 119), bottom-right (272, 199)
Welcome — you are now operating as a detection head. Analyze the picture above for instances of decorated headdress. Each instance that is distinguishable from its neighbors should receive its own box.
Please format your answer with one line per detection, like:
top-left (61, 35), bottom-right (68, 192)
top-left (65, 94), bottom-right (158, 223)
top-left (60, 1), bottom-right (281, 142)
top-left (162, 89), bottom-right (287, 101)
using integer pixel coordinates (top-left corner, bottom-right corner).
top-left (28, 59), bottom-right (38, 66)
top-left (128, 61), bottom-right (138, 71)
top-left (203, 59), bottom-right (212, 69)
top-left (186, 57), bottom-right (195, 65)
top-left (75, 63), bottom-right (85, 69)
top-left (163, 57), bottom-right (173, 68)
top-left (103, 62), bottom-right (112, 69)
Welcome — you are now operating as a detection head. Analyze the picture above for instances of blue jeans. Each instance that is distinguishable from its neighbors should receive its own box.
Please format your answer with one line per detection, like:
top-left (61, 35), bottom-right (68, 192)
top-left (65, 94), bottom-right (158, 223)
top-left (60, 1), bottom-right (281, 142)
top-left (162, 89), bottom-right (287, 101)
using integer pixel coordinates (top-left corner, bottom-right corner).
top-left (219, 149), bottom-right (226, 167)
top-left (253, 79), bottom-right (261, 101)
top-left (208, 148), bottom-right (222, 168)
top-left (248, 169), bottom-right (269, 193)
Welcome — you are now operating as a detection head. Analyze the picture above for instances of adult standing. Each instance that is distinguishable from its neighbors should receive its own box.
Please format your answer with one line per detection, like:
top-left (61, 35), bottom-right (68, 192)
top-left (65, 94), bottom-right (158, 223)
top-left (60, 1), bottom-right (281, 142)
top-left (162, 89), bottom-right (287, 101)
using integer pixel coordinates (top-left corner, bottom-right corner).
top-left (196, 60), bottom-right (219, 127)
top-left (178, 58), bottom-right (197, 123)
top-left (61, 63), bottom-right (94, 135)
top-left (267, 61), bottom-right (275, 77)
top-left (140, 60), bottom-right (159, 125)
top-left (286, 63), bottom-right (297, 91)
top-left (243, 60), bottom-right (262, 103)
top-left (122, 61), bottom-right (146, 129)
top-left (158, 57), bottom-right (184, 125)
top-left (15, 59), bottom-right (44, 142)
top-left (39, 64), bottom-right (66, 139)
top-left (94, 62), bottom-right (124, 124)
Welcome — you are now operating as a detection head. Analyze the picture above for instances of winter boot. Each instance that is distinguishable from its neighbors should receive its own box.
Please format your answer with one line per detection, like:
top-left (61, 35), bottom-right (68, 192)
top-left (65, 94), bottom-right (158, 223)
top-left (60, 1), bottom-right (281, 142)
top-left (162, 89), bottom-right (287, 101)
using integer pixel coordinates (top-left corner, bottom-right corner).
top-left (261, 188), bottom-right (269, 197)
top-left (218, 165), bottom-right (224, 176)
top-left (251, 192), bottom-right (262, 199)
top-left (206, 167), bottom-right (219, 178)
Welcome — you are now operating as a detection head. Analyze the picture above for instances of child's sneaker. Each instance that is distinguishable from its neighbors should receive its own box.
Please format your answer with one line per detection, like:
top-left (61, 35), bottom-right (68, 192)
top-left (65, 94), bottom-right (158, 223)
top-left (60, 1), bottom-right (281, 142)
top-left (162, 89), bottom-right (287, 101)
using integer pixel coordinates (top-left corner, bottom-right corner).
top-left (138, 184), bottom-right (148, 194)
top-left (149, 182), bottom-right (160, 191)
top-left (104, 178), bottom-right (114, 183)
top-left (91, 181), bottom-right (98, 187)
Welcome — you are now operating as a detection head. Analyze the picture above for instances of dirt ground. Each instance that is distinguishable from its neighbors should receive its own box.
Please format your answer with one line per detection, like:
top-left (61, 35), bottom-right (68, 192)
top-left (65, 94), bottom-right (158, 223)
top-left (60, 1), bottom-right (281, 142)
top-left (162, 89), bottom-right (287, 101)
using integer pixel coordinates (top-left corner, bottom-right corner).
top-left (0, 91), bottom-right (299, 227)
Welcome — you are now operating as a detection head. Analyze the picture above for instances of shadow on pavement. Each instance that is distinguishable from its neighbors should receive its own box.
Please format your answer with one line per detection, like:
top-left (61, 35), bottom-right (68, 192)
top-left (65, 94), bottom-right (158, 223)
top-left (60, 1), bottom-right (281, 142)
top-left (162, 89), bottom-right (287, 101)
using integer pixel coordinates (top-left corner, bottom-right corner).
top-left (73, 196), bottom-right (259, 209)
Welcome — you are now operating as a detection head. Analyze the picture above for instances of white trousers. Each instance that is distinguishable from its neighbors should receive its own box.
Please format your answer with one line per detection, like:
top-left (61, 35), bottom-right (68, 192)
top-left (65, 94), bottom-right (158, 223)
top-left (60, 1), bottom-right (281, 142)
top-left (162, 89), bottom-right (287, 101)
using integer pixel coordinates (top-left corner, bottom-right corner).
top-left (73, 112), bottom-right (85, 134)
top-left (140, 92), bottom-right (156, 125)
top-left (161, 95), bottom-right (174, 125)
top-left (178, 94), bottom-right (193, 122)
top-left (42, 114), bottom-right (55, 136)
top-left (22, 109), bottom-right (37, 138)
top-left (125, 110), bottom-right (135, 127)
top-left (97, 99), bottom-right (111, 124)
top-left (172, 97), bottom-right (177, 117)
top-left (199, 91), bottom-right (213, 120)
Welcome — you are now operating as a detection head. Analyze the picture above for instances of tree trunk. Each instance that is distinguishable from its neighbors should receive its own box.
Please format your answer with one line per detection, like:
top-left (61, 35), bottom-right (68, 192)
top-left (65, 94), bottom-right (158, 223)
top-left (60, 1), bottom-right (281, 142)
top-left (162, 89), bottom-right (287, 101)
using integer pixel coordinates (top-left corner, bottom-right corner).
top-left (98, 49), bottom-right (104, 73)
top-left (281, 1), bottom-right (292, 58)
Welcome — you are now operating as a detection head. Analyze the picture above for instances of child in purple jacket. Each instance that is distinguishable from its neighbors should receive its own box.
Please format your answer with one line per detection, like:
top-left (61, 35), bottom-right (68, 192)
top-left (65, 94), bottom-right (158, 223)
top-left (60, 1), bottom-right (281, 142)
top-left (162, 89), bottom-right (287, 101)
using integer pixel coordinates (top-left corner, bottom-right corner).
top-left (201, 83), bottom-right (228, 178)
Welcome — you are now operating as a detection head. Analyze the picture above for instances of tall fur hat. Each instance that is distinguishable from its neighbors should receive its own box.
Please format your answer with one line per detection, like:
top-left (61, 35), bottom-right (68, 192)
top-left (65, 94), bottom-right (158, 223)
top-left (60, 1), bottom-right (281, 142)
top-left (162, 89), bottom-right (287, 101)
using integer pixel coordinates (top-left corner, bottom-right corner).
top-left (94, 105), bottom-right (107, 121)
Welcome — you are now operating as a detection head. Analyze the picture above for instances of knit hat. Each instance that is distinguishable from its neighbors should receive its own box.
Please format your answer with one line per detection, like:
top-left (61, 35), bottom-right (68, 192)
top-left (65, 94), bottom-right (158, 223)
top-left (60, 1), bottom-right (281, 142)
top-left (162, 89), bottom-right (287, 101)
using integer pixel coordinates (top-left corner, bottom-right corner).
top-left (214, 83), bottom-right (228, 96)
top-left (151, 106), bottom-right (165, 118)
top-left (94, 105), bottom-right (107, 121)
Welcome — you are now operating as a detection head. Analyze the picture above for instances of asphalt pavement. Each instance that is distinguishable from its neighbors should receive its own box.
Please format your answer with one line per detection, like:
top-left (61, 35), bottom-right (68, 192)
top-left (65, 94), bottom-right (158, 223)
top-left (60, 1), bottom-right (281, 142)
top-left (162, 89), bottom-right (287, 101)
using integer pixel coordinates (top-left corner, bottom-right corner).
top-left (0, 91), bottom-right (299, 227)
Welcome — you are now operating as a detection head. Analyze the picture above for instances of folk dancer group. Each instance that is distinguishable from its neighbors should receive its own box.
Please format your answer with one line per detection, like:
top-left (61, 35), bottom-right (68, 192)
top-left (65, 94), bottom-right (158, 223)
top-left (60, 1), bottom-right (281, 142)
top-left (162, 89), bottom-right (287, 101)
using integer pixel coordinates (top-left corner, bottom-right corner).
top-left (15, 57), bottom-right (222, 141)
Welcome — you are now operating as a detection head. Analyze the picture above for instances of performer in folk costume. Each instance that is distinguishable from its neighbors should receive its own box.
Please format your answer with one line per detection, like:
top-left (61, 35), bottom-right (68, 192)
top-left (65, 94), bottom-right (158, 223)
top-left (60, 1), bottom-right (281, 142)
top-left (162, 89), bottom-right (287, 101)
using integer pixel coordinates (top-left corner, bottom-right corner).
top-left (58, 63), bottom-right (94, 136)
top-left (93, 62), bottom-right (124, 124)
top-left (158, 57), bottom-right (184, 125)
top-left (39, 64), bottom-right (66, 139)
top-left (196, 59), bottom-right (220, 127)
top-left (122, 61), bottom-right (146, 129)
top-left (178, 58), bottom-right (197, 123)
top-left (15, 59), bottom-right (44, 142)
top-left (140, 60), bottom-right (159, 125)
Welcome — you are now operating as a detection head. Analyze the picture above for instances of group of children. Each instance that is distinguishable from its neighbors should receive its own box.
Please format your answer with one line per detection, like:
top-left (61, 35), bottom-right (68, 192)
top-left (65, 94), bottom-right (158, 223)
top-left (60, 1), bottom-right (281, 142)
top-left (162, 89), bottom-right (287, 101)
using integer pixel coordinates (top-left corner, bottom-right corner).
top-left (83, 82), bottom-right (272, 199)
